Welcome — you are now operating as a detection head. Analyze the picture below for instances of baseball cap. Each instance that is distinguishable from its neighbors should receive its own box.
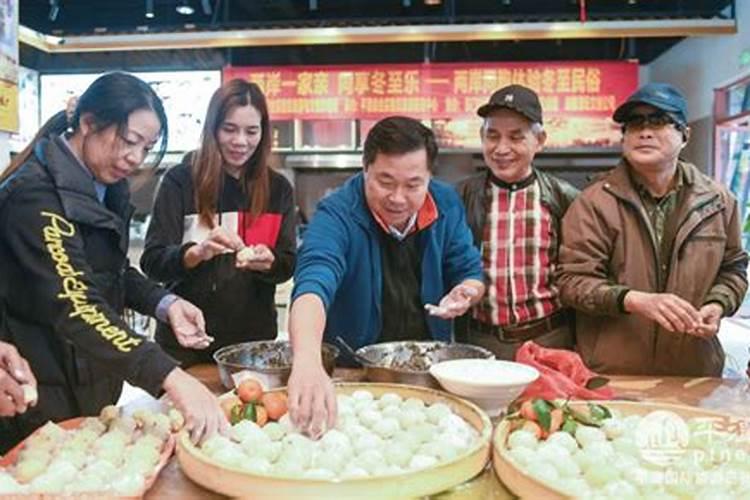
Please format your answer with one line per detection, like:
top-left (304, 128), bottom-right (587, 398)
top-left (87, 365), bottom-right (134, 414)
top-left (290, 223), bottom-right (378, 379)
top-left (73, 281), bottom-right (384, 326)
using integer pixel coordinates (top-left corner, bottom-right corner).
top-left (477, 84), bottom-right (543, 124)
top-left (613, 83), bottom-right (688, 127)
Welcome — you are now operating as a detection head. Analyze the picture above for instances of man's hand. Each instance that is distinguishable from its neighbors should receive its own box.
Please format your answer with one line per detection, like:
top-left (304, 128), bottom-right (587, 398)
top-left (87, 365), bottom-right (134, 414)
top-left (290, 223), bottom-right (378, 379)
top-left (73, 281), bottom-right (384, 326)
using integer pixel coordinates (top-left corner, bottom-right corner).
top-left (184, 226), bottom-right (245, 269)
top-left (236, 244), bottom-right (275, 272)
top-left (162, 368), bottom-right (229, 444)
top-left (691, 303), bottom-right (723, 338)
top-left (0, 341), bottom-right (37, 417)
top-left (287, 357), bottom-right (337, 440)
top-left (624, 291), bottom-right (701, 333)
top-left (425, 282), bottom-right (481, 319)
top-left (167, 299), bottom-right (213, 349)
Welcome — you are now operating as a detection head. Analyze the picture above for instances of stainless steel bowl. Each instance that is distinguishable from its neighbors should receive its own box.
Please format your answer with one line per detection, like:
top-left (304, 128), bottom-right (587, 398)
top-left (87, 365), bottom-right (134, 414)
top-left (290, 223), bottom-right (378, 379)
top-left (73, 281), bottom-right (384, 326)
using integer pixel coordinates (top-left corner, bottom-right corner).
top-left (354, 341), bottom-right (494, 389)
top-left (213, 340), bottom-right (339, 390)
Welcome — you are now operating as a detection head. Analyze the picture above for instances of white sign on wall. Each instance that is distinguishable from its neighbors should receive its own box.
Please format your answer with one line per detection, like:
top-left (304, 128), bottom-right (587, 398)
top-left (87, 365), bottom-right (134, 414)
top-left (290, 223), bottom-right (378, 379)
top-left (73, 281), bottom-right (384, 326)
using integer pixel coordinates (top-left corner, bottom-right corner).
top-left (40, 70), bottom-right (221, 152)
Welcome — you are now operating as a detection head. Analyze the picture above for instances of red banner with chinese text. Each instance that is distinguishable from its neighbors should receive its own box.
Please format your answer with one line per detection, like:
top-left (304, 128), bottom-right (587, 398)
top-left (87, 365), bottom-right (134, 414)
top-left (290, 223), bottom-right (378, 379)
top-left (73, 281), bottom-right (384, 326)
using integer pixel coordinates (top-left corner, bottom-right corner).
top-left (224, 61), bottom-right (638, 148)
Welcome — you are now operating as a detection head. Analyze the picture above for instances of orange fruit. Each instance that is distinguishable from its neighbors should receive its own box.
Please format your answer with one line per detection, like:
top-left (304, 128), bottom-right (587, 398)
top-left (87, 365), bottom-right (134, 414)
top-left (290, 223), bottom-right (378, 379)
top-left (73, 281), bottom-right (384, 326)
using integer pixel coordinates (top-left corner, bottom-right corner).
top-left (261, 392), bottom-right (288, 421)
top-left (236, 379), bottom-right (264, 403)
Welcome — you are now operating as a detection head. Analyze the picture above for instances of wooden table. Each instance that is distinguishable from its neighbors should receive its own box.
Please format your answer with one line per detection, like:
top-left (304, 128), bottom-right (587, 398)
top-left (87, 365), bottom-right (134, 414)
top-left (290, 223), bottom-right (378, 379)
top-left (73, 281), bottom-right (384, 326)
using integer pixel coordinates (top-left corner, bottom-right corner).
top-left (145, 365), bottom-right (750, 499)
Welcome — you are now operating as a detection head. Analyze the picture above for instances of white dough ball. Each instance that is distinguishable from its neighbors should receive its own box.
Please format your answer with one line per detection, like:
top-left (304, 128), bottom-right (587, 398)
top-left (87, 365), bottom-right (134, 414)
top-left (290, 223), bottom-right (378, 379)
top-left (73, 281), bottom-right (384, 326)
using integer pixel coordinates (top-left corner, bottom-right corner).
top-left (411, 423), bottom-right (437, 444)
top-left (402, 397), bottom-right (425, 412)
top-left (426, 403), bottom-right (452, 425)
top-left (201, 435), bottom-right (234, 456)
top-left (277, 414), bottom-right (299, 435)
top-left (398, 409), bottom-right (427, 429)
top-left (378, 393), bottom-right (403, 408)
top-left (525, 461), bottom-right (559, 483)
top-left (353, 433), bottom-right (384, 454)
top-left (372, 417), bottom-right (400, 438)
top-left (64, 473), bottom-right (104, 493)
top-left (409, 454), bottom-right (438, 470)
top-left (380, 405), bottom-right (402, 420)
top-left (356, 449), bottom-right (386, 474)
top-left (351, 390), bottom-right (375, 402)
top-left (584, 440), bottom-right (614, 457)
top-left (0, 471), bottom-right (24, 494)
top-left (545, 431), bottom-right (577, 453)
top-left (536, 442), bottom-right (571, 463)
top-left (386, 443), bottom-right (413, 468)
top-left (390, 431), bottom-right (421, 454)
top-left (340, 464), bottom-right (369, 479)
top-left (255, 441), bottom-right (283, 463)
top-left (240, 432), bottom-right (272, 455)
top-left (602, 418), bottom-right (626, 440)
top-left (212, 445), bottom-right (246, 468)
top-left (231, 420), bottom-right (265, 443)
top-left (358, 409), bottom-right (382, 429)
top-left (583, 462), bottom-right (620, 488)
top-left (262, 422), bottom-right (286, 442)
top-left (553, 457), bottom-right (581, 478)
top-left (110, 473), bottom-right (145, 496)
top-left (417, 441), bottom-right (442, 458)
top-left (575, 425), bottom-right (606, 448)
top-left (601, 479), bottom-right (639, 499)
top-left (612, 436), bottom-right (640, 457)
top-left (557, 478), bottom-right (591, 497)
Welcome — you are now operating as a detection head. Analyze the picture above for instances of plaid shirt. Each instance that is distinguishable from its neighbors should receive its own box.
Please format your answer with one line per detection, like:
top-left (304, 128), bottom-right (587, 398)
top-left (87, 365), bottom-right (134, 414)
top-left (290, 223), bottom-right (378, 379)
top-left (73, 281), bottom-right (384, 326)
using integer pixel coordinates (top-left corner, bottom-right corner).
top-left (474, 173), bottom-right (562, 326)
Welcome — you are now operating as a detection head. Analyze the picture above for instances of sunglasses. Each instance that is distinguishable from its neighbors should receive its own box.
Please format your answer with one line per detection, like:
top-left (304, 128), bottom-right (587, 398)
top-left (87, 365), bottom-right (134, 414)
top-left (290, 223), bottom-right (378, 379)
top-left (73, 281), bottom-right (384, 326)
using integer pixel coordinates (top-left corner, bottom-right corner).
top-left (622, 111), bottom-right (680, 130)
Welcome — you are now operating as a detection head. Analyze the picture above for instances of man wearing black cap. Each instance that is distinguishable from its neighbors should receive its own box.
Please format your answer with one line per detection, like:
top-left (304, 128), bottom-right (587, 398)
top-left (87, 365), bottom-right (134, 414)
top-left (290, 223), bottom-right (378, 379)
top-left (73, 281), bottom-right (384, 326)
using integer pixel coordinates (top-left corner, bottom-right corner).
top-left (557, 83), bottom-right (748, 376)
top-left (456, 84), bottom-right (579, 359)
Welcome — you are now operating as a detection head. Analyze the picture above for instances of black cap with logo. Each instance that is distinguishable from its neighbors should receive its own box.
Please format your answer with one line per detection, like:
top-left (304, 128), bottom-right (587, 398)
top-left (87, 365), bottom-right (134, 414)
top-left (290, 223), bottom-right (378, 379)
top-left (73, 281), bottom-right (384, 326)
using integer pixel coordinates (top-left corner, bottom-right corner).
top-left (477, 84), bottom-right (543, 124)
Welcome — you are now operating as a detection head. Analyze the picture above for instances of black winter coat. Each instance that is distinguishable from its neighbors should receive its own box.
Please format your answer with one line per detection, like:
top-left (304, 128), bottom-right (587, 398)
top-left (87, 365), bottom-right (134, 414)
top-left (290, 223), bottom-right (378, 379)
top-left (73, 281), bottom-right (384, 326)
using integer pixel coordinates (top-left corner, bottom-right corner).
top-left (0, 136), bottom-right (176, 452)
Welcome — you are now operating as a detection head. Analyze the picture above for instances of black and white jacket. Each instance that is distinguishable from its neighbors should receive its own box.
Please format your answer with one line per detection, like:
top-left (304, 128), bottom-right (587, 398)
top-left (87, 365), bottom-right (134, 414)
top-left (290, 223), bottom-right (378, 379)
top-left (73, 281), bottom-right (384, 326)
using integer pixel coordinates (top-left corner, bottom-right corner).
top-left (140, 158), bottom-right (296, 363)
top-left (0, 136), bottom-right (177, 450)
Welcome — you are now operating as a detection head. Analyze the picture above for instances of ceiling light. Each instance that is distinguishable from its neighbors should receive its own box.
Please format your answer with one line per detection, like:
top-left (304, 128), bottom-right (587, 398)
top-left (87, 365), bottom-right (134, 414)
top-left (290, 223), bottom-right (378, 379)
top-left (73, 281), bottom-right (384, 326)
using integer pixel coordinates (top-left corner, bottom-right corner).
top-left (424, 0), bottom-right (441, 5)
top-left (201, 0), bottom-right (212, 15)
top-left (176, 0), bottom-right (195, 15)
top-left (628, 0), bottom-right (638, 4)
top-left (48, 0), bottom-right (60, 22)
top-left (145, 0), bottom-right (155, 18)
top-left (502, 0), bottom-right (511, 5)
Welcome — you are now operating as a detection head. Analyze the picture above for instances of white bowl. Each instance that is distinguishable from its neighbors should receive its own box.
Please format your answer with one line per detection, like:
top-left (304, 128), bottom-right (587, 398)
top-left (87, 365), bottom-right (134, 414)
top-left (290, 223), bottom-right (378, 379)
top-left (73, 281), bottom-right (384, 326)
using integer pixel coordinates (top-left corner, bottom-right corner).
top-left (429, 359), bottom-right (539, 417)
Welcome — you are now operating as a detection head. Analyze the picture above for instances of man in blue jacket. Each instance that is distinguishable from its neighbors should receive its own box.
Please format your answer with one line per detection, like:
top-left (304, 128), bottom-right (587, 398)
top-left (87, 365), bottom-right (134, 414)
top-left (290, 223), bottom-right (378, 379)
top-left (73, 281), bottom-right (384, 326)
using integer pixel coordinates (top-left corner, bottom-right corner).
top-left (287, 116), bottom-right (484, 437)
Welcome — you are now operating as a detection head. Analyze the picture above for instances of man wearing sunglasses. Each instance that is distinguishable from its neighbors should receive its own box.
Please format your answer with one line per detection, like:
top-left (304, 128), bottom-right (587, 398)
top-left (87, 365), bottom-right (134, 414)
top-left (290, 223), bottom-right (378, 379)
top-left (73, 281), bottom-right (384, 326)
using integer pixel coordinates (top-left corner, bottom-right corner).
top-left (557, 82), bottom-right (748, 377)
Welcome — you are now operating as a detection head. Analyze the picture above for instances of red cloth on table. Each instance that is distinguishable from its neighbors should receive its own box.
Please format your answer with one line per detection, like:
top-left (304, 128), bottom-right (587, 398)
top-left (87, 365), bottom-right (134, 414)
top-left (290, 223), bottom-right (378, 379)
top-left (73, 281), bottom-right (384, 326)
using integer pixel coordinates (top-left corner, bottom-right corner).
top-left (515, 341), bottom-right (615, 401)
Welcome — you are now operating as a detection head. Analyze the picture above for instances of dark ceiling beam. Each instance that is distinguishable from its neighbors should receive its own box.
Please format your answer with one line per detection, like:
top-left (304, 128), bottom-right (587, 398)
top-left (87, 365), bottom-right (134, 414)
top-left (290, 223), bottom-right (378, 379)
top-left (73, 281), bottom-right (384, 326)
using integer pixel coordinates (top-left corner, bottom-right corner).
top-left (19, 18), bottom-right (735, 54)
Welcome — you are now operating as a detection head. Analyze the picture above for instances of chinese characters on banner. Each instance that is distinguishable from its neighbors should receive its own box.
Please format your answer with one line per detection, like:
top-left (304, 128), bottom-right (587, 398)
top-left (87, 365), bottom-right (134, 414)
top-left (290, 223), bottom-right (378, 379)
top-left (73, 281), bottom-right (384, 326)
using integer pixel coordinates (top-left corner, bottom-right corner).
top-left (224, 61), bottom-right (638, 148)
top-left (0, 0), bottom-right (18, 133)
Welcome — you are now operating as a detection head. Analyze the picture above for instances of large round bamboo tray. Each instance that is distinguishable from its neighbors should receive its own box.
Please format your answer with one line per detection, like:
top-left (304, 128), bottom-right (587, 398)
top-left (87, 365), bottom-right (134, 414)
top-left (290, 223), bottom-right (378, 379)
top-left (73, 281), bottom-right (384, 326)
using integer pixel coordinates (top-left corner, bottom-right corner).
top-left (493, 401), bottom-right (744, 500)
top-left (177, 382), bottom-right (492, 499)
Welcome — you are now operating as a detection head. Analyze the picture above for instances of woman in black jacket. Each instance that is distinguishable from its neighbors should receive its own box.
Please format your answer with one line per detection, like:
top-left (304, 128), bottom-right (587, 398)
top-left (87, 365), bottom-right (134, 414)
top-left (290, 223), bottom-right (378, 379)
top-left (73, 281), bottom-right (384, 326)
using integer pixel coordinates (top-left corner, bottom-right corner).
top-left (0, 72), bottom-right (227, 452)
top-left (141, 79), bottom-right (296, 366)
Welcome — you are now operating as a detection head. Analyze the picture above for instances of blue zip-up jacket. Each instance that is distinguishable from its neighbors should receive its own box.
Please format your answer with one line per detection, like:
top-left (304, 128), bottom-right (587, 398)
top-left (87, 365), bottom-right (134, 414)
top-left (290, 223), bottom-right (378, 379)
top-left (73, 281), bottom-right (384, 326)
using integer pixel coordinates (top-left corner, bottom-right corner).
top-left (292, 172), bottom-right (482, 349)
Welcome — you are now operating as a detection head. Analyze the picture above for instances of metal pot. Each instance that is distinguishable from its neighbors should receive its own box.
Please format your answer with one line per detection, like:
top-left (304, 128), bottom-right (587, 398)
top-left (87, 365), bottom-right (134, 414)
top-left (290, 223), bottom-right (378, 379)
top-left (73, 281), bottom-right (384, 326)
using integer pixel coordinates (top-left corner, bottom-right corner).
top-left (213, 340), bottom-right (339, 390)
top-left (354, 341), bottom-right (494, 389)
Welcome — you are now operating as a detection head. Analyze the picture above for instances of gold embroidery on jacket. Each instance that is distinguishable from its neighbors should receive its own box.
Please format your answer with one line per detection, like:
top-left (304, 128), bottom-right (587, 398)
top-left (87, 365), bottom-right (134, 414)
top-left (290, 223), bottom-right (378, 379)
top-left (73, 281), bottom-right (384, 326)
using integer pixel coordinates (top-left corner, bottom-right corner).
top-left (40, 211), bottom-right (142, 353)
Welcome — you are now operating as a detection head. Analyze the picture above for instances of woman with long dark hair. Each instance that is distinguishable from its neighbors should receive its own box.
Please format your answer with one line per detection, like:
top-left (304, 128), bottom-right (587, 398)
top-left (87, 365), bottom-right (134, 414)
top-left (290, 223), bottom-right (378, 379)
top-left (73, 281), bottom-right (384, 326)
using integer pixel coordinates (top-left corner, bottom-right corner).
top-left (0, 72), bottom-right (227, 452)
top-left (141, 79), bottom-right (296, 365)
